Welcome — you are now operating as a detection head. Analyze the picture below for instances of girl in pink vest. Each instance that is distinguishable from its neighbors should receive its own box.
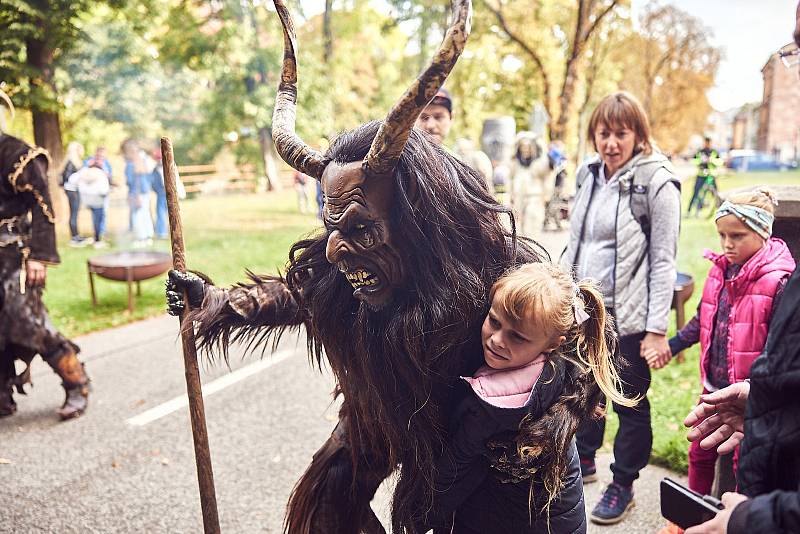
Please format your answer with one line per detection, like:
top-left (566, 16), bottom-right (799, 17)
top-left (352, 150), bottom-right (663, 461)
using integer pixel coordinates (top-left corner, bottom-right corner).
top-left (659, 189), bottom-right (795, 508)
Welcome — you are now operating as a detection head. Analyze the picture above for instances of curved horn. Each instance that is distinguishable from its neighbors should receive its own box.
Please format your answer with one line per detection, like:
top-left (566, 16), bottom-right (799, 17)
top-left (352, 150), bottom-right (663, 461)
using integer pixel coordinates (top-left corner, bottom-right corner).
top-left (363, 0), bottom-right (472, 177)
top-left (271, 0), bottom-right (328, 180)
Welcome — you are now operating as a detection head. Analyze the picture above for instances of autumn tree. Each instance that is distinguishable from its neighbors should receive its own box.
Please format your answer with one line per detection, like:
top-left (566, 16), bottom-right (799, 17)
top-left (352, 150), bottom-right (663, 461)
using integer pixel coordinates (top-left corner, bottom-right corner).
top-left (0, 0), bottom-right (127, 168)
top-left (615, 2), bottom-right (721, 153)
top-left (483, 0), bottom-right (629, 143)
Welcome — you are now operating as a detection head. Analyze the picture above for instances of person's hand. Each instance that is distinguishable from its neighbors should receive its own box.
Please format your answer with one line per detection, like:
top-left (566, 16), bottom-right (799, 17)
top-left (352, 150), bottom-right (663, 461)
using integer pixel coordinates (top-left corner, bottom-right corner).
top-left (25, 260), bottom-right (47, 287)
top-left (684, 492), bottom-right (748, 534)
top-left (166, 270), bottom-right (207, 316)
top-left (684, 382), bottom-right (749, 454)
top-left (641, 332), bottom-right (670, 369)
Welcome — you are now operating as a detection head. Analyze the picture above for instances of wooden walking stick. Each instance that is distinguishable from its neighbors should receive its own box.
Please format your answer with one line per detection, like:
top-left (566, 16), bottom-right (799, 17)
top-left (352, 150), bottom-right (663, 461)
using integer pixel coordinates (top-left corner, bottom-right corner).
top-left (161, 137), bottom-right (221, 534)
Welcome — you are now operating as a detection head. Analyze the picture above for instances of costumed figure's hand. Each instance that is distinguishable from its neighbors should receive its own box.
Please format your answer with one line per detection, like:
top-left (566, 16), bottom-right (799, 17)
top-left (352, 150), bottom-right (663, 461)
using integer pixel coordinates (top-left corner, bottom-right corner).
top-left (166, 269), bottom-right (207, 316)
top-left (684, 492), bottom-right (749, 534)
top-left (640, 332), bottom-right (670, 369)
top-left (684, 382), bottom-right (749, 455)
top-left (26, 260), bottom-right (47, 287)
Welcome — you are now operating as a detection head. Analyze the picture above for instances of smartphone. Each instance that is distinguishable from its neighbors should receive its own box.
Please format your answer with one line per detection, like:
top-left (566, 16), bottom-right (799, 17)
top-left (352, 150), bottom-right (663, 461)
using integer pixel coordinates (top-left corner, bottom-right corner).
top-left (660, 477), bottom-right (724, 529)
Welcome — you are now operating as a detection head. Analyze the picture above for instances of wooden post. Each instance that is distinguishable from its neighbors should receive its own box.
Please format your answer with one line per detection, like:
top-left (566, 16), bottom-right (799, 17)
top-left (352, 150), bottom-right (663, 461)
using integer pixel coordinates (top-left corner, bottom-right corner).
top-left (161, 137), bottom-right (221, 534)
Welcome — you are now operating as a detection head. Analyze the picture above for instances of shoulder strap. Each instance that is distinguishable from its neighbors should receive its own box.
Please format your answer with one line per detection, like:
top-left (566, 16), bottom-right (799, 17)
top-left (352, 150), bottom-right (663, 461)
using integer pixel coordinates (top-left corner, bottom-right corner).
top-left (629, 161), bottom-right (680, 241)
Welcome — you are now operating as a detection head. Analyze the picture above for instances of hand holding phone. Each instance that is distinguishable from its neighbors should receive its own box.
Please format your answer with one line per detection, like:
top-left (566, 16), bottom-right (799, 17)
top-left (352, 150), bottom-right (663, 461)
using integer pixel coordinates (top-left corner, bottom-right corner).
top-left (660, 477), bottom-right (724, 529)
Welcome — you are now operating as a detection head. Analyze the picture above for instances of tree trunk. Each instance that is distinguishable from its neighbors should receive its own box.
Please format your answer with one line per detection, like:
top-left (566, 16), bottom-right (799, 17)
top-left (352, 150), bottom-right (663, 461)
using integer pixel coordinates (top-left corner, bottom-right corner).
top-left (26, 37), bottom-right (64, 218)
top-left (25, 38), bottom-right (63, 167)
top-left (258, 127), bottom-right (281, 192)
top-left (552, 57), bottom-right (582, 142)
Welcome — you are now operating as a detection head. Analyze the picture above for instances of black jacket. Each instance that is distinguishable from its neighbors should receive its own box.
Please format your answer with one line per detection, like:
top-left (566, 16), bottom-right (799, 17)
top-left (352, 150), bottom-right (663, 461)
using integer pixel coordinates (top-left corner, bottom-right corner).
top-left (423, 359), bottom-right (586, 534)
top-left (729, 266), bottom-right (800, 534)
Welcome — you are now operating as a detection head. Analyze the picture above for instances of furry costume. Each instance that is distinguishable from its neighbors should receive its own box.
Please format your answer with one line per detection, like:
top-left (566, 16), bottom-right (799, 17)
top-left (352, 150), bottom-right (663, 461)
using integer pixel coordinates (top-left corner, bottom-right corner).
top-left (0, 133), bottom-right (90, 420)
top-left (168, 0), bottom-right (603, 531)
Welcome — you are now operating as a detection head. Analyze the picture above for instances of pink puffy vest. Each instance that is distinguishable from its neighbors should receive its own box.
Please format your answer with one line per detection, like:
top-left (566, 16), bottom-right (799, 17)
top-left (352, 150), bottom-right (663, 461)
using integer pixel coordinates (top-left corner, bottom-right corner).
top-left (698, 238), bottom-right (795, 385)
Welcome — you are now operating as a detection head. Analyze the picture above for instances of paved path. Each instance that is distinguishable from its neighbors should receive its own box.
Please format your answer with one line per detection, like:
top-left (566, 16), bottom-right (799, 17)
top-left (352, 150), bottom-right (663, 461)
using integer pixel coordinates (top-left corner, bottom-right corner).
top-left (0, 227), bottom-right (685, 533)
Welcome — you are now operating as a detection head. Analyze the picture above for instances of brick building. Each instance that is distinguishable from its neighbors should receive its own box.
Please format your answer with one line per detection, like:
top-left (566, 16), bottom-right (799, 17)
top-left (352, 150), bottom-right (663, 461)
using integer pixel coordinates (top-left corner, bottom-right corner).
top-left (757, 44), bottom-right (800, 161)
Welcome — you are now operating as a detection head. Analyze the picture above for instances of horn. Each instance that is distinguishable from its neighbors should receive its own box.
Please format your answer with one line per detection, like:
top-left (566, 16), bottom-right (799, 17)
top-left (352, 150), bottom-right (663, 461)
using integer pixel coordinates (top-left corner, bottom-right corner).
top-left (363, 0), bottom-right (472, 177)
top-left (271, 0), bottom-right (328, 180)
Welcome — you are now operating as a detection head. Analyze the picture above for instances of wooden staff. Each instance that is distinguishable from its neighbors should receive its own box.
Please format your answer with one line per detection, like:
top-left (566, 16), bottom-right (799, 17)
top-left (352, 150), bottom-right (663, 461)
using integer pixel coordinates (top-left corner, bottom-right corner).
top-left (161, 137), bottom-right (221, 534)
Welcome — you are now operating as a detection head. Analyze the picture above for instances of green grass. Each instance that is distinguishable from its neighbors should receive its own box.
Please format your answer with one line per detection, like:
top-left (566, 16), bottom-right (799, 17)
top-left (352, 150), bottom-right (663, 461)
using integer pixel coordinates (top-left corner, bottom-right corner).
top-left (44, 190), bottom-right (320, 337)
top-left (601, 169), bottom-right (800, 472)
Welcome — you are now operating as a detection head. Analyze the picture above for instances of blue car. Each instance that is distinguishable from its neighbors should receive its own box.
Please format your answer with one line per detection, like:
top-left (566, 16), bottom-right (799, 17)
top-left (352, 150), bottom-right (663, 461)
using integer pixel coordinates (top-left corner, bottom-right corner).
top-left (727, 151), bottom-right (797, 171)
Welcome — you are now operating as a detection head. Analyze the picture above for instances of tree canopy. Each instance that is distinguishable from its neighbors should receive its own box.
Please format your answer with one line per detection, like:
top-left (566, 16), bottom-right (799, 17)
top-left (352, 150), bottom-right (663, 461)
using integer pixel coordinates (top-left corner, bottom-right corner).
top-left (0, 0), bottom-right (722, 170)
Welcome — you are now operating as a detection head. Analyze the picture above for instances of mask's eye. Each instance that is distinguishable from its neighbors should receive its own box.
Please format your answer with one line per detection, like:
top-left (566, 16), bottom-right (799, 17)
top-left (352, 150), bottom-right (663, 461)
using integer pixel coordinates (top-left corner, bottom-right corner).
top-left (355, 224), bottom-right (367, 231)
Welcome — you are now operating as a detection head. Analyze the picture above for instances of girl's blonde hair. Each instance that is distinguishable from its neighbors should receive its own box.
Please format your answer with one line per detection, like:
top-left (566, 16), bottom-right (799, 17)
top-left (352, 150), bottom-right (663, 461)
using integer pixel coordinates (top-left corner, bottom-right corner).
top-left (65, 141), bottom-right (84, 169)
top-left (726, 187), bottom-right (778, 214)
top-left (588, 91), bottom-right (653, 156)
top-left (489, 262), bottom-right (637, 522)
top-left (490, 262), bottom-right (634, 409)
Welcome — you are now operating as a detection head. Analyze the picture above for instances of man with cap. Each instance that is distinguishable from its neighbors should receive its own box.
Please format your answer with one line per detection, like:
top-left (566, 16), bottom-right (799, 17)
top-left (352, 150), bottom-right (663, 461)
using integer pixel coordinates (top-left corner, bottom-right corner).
top-left (415, 88), bottom-right (494, 192)
top-left (415, 88), bottom-right (454, 145)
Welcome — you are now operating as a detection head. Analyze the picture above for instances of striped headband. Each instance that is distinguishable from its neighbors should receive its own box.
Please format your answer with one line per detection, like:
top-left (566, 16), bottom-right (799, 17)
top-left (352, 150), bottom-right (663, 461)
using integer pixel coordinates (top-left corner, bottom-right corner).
top-left (715, 200), bottom-right (774, 239)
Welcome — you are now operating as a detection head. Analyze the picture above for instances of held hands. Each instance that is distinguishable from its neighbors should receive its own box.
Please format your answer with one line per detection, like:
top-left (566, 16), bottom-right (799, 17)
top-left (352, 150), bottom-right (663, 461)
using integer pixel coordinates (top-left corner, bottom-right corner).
top-left (684, 492), bottom-right (749, 534)
top-left (165, 269), bottom-right (206, 316)
top-left (640, 332), bottom-right (671, 369)
top-left (25, 260), bottom-right (47, 287)
top-left (684, 382), bottom-right (749, 455)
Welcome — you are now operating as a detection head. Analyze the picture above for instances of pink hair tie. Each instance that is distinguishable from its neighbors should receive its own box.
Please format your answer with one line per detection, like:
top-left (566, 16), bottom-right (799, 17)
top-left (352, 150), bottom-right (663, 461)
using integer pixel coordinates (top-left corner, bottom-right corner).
top-left (574, 300), bottom-right (590, 325)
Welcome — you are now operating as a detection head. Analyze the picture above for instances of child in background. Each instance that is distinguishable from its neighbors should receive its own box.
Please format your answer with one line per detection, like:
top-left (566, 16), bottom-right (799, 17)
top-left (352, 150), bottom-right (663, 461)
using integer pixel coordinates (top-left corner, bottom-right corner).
top-left (652, 188), bottom-right (795, 534)
top-left (419, 262), bottom-right (637, 533)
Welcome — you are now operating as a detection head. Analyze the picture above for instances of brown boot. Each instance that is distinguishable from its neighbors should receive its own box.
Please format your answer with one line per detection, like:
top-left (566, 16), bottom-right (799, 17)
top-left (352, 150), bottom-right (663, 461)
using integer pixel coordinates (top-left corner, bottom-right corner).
top-left (47, 345), bottom-right (90, 421)
top-left (57, 384), bottom-right (89, 420)
top-left (0, 385), bottom-right (16, 417)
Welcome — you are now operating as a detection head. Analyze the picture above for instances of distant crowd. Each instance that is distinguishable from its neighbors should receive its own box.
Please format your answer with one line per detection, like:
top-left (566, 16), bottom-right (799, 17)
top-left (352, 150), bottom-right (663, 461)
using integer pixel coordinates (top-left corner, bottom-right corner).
top-left (60, 139), bottom-right (177, 248)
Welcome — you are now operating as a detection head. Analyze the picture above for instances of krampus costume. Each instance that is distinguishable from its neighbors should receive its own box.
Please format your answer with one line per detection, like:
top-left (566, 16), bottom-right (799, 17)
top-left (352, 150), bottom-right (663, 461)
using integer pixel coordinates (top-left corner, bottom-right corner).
top-left (0, 132), bottom-right (90, 420)
top-left (167, 0), bottom-right (601, 531)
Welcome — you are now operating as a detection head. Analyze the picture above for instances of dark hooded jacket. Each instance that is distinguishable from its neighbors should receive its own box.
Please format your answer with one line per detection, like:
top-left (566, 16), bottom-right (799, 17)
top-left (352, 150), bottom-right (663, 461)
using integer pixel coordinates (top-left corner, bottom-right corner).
top-left (423, 357), bottom-right (586, 534)
top-left (728, 266), bottom-right (800, 533)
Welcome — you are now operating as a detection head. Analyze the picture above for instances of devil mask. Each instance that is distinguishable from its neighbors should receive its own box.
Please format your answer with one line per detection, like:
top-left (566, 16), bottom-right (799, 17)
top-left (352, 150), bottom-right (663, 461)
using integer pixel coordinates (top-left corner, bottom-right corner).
top-left (321, 162), bottom-right (403, 307)
top-left (271, 0), bottom-right (471, 306)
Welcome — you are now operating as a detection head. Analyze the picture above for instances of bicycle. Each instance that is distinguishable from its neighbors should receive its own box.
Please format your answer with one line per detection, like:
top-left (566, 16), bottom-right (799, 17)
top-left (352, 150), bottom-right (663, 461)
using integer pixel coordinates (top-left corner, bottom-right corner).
top-left (693, 172), bottom-right (722, 219)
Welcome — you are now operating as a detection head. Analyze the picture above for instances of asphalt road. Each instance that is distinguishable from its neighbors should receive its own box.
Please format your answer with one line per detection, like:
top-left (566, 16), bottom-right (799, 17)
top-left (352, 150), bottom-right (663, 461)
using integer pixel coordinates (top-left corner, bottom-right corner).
top-left (1, 228), bottom-right (685, 533)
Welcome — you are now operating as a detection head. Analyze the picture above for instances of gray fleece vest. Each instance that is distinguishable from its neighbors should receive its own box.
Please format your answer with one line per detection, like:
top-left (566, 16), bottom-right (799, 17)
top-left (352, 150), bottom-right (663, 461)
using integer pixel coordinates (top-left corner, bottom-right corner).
top-left (561, 153), bottom-right (680, 336)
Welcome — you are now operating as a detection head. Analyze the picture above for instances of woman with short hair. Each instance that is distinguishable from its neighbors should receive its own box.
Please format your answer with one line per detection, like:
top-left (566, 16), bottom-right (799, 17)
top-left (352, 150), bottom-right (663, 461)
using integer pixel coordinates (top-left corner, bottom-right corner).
top-left (560, 91), bottom-right (681, 525)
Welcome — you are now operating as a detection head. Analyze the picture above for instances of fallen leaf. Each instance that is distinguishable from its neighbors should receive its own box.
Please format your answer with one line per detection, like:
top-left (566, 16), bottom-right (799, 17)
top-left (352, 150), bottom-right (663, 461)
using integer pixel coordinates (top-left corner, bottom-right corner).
top-left (0, 458), bottom-right (11, 464)
top-left (161, 457), bottom-right (170, 466)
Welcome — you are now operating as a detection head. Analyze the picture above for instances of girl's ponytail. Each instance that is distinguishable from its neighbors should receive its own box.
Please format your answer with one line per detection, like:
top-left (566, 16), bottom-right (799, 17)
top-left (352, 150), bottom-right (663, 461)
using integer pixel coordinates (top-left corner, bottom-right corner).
top-left (575, 281), bottom-right (638, 408)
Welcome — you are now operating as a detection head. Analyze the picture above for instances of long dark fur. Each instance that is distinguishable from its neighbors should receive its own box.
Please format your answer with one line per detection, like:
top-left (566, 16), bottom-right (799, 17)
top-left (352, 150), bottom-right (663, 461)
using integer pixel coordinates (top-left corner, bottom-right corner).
top-left (190, 122), bottom-right (553, 532)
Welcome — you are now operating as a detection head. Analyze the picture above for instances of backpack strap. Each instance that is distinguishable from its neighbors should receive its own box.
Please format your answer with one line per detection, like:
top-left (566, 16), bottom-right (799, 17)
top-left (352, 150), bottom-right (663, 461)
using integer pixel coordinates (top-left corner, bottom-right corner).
top-left (628, 161), bottom-right (680, 241)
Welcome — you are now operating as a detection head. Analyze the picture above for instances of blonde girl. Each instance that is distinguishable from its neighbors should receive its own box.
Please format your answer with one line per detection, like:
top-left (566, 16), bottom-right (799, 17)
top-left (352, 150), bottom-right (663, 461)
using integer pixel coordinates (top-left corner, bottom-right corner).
top-left (419, 262), bottom-right (636, 534)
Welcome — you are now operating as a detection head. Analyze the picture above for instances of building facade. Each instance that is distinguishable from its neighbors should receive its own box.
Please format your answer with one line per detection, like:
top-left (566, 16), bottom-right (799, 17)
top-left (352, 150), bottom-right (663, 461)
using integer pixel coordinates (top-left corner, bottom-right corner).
top-left (758, 45), bottom-right (800, 161)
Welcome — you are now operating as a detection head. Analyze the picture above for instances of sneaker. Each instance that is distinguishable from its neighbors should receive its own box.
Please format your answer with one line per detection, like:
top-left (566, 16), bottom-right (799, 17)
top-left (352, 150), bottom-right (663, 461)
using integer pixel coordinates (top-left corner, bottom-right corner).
top-left (93, 240), bottom-right (109, 249)
top-left (590, 482), bottom-right (635, 525)
top-left (580, 458), bottom-right (597, 483)
top-left (657, 522), bottom-right (684, 534)
top-left (68, 236), bottom-right (88, 248)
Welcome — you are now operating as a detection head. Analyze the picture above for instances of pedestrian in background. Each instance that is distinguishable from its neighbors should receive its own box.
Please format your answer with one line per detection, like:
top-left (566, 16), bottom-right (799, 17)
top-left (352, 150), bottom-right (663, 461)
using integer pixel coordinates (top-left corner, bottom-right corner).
top-left (60, 141), bottom-right (86, 246)
top-left (122, 140), bottom-right (154, 246)
top-left (509, 133), bottom-right (551, 238)
top-left (150, 147), bottom-right (169, 239)
top-left (561, 91), bottom-right (681, 525)
top-left (293, 169), bottom-right (309, 214)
